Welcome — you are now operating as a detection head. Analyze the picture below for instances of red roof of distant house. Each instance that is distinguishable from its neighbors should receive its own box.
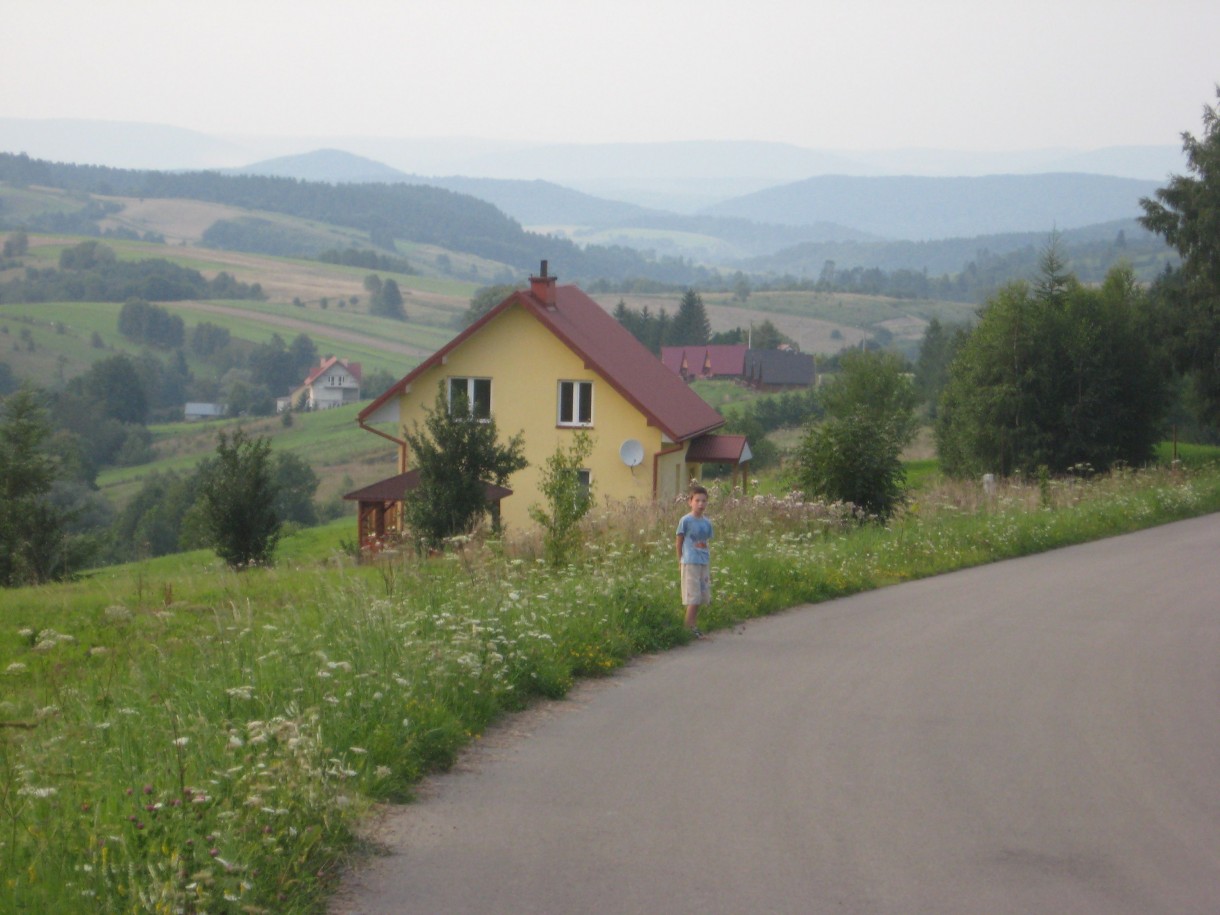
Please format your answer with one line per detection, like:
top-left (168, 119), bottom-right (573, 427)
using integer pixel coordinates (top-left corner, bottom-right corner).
top-left (360, 273), bottom-right (724, 443)
top-left (661, 345), bottom-right (747, 378)
top-left (304, 356), bottom-right (362, 386)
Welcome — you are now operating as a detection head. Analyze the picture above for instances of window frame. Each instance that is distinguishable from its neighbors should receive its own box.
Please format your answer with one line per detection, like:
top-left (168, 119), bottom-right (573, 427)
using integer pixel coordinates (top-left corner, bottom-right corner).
top-left (557, 380), bottom-right (594, 427)
top-left (447, 376), bottom-right (492, 420)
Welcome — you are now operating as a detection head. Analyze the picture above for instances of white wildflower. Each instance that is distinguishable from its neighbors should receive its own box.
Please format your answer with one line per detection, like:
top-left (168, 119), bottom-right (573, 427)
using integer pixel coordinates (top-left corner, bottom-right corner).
top-left (17, 786), bottom-right (57, 798)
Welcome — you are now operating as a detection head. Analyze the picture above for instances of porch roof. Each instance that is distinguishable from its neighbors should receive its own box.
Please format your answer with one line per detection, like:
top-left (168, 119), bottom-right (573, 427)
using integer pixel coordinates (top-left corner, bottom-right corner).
top-left (343, 470), bottom-right (513, 503)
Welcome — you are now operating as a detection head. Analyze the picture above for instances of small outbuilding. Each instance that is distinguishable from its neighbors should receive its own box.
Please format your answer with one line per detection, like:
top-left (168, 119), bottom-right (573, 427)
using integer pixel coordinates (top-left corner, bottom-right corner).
top-left (343, 470), bottom-right (513, 551)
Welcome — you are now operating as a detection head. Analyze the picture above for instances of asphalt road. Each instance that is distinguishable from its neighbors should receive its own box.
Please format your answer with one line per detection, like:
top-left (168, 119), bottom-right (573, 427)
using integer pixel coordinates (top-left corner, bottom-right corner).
top-left (331, 514), bottom-right (1220, 914)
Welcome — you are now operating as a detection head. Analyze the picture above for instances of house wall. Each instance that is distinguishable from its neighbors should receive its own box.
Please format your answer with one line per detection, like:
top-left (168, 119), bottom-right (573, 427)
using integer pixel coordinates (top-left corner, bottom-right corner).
top-left (393, 303), bottom-right (671, 531)
top-left (310, 369), bottom-right (359, 409)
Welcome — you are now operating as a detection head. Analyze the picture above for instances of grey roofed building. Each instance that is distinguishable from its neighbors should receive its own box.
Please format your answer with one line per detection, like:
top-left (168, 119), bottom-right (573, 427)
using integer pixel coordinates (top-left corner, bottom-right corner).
top-left (743, 349), bottom-right (815, 389)
top-left (184, 402), bottom-right (227, 420)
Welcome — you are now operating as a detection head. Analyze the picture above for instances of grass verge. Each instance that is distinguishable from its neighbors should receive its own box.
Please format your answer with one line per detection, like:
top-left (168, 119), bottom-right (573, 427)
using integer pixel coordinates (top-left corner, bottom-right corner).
top-left (1, 459), bottom-right (1219, 912)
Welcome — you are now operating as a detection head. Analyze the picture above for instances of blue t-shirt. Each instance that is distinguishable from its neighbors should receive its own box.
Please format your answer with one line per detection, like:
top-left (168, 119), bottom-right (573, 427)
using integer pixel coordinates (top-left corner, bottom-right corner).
top-left (676, 513), bottom-right (713, 565)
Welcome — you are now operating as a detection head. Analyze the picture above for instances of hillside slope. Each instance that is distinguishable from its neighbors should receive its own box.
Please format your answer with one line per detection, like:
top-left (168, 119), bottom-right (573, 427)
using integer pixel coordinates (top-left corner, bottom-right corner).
top-left (0, 153), bottom-right (714, 285)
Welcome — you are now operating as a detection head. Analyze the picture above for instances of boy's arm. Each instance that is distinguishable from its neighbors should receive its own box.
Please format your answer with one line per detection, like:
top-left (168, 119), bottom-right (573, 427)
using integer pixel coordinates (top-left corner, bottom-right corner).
top-left (675, 533), bottom-right (684, 560)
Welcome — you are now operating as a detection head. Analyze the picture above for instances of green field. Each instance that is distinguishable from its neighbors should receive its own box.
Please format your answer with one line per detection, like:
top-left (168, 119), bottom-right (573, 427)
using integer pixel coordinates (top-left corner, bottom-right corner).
top-left (97, 402), bottom-right (397, 509)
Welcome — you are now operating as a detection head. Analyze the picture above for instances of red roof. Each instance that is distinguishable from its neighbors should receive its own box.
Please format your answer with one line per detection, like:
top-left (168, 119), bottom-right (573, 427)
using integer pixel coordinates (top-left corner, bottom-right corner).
top-left (305, 356), bottom-right (362, 386)
top-left (661, 345), bottom-right (747, 377)
top-left (360, 274), bottom-right (724, 443)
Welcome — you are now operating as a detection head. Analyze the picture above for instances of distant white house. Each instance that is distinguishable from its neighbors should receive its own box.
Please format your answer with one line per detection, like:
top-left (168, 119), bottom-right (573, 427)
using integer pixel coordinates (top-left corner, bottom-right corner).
top-left (185, 402), bottom-right (227, 421)
top-left (279, 356), bottom-right (363, 412)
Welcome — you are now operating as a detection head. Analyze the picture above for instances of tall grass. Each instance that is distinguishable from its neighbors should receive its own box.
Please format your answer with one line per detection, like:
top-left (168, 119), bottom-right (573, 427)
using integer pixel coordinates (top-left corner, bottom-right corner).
top-left (2, 460), bottom-right (1219, 912)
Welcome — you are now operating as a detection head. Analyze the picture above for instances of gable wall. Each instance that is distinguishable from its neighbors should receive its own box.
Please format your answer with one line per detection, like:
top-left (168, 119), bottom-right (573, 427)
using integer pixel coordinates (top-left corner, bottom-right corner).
top-left (394, 304), bottom-right (670, 530)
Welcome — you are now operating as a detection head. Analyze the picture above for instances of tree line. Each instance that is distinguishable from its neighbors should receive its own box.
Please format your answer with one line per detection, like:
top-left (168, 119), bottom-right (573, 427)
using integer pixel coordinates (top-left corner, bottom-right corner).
top-left (0, 153), bottom-right (718, 285)
top-left (0, 384), bottom-right (321, 585)
top-left (0, 240), bottom-right (263, 304)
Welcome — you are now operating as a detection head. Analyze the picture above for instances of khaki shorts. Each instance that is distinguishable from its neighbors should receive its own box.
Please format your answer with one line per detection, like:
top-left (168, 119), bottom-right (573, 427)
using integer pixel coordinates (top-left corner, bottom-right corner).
top-left (681, 563), bottom-right (711, 606)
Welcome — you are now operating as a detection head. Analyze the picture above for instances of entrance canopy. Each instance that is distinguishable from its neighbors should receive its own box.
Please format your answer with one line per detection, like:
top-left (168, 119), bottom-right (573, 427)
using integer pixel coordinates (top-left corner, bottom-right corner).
top-left (684, 434), bottom-right (753, 492)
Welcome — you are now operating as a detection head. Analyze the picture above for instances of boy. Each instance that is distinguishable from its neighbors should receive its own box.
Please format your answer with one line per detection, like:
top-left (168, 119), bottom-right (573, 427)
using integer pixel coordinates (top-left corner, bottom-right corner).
top-left (675, 485), bottom-right (712, 637)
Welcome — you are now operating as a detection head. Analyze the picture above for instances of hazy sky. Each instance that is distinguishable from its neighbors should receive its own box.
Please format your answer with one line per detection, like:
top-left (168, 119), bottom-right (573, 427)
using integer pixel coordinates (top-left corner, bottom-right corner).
top-left (6, 0), bottom-right (1218, 151)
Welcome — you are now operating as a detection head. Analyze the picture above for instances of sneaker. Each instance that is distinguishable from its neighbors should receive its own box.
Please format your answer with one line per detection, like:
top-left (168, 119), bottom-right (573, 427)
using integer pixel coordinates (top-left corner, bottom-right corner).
top-left (690, 627), bottom-right (703, 639)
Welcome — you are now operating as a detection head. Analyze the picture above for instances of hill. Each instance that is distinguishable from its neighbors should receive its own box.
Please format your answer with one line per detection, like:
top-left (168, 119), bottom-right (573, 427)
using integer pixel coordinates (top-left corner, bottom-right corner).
top-left (0, 152), bottom-right (717, 286)
top-left (224, 149), bottom-right (1169, 263)
top-left (737, 218), bottom-right (1175, 289)
top-left (224, 148), bottom-right (412, 183)
top-left (702, 173), bottom-right (1164, 240)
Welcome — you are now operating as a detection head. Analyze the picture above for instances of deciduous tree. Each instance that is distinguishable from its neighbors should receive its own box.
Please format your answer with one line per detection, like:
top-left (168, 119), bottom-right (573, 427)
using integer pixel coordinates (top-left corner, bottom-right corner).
top-left (795, 350), bottom-right (916, 519)
top-left (529, 431), bottom-right (595, 566)
top-left (936, 250), bottom-right (1168, 477)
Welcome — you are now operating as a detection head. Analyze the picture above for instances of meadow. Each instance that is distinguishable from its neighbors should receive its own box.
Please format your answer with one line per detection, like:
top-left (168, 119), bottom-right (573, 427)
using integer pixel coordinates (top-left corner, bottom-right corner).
top-left (3, 455), bottom-right (1220, 913)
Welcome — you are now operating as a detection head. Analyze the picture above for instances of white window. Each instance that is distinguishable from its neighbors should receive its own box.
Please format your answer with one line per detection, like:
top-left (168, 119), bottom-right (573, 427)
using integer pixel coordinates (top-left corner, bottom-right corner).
top-left (558, 380), bottom-right (593, 426)
top-left (448, 377), bottom-right (492, 419)
top-left (576, 469), bottom-right (592, 501)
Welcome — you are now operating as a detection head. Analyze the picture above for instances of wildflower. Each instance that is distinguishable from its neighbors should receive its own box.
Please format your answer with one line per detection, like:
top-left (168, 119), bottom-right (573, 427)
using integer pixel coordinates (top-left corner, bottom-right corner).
top-left (173, 736), bottom-right (189, 747)
top-left (17, 786), bottom-right (57, 798)
top-left (4, 662), bottom-right (28, 675)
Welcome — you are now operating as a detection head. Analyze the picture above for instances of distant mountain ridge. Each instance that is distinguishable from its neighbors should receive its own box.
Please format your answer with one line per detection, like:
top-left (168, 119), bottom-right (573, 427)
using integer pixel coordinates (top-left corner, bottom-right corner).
top-left (703, 173), bottom-right (1164, 241)
top-left (223, 149), bottom-right (409, 184)
top-left (230, 148), bottom-right (1166, 249)
top-left (0, 117), bottom-right (1185, 192)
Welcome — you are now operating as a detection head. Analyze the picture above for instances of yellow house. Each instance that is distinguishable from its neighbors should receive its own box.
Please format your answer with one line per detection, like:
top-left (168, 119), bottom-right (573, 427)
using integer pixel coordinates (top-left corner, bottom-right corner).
top-left (348, 263), bottom-right (751, 542)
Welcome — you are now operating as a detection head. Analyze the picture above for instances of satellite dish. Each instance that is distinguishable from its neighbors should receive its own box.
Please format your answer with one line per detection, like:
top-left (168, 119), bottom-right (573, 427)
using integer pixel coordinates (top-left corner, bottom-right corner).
top-left (619, 439), bottom-right (644, 467)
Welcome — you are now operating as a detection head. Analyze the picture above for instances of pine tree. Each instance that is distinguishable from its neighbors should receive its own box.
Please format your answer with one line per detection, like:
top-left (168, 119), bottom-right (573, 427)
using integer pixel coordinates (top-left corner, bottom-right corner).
top-left (669, 290), bottom-right (711, 345)
top-left (0, 386), bottom-right (75, 585)
top-left (401, 385), bottom-right (527, 549)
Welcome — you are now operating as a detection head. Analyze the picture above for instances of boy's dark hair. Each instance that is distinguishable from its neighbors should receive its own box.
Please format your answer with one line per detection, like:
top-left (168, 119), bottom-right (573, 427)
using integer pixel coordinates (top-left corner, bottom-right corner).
top-left (689, 484), bottom-right (708, 497)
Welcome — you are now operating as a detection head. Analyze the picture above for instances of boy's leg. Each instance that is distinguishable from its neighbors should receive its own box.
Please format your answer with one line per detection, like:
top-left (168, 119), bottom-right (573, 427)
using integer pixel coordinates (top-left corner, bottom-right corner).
top-left (681, 563), bottom-right (709, 631)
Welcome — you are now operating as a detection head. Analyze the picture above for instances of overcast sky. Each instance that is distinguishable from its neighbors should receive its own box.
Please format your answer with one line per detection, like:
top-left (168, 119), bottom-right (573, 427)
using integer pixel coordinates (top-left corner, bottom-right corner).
top-left (6, 0), bottom-right (1218, 152)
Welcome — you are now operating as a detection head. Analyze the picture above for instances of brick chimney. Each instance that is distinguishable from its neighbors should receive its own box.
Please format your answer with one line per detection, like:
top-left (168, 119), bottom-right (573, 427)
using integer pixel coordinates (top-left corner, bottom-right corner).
top-left (530, 259), bottom-right (557, 307)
